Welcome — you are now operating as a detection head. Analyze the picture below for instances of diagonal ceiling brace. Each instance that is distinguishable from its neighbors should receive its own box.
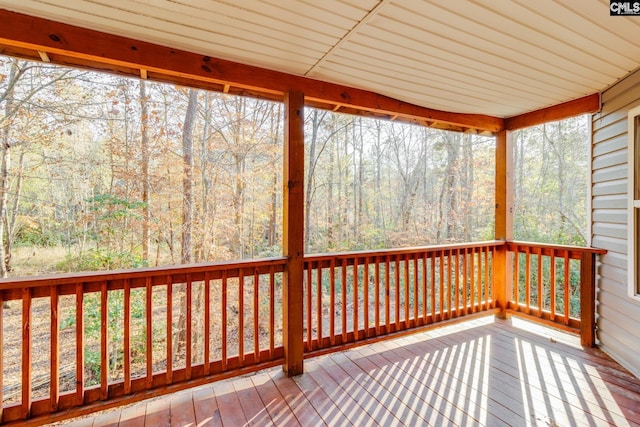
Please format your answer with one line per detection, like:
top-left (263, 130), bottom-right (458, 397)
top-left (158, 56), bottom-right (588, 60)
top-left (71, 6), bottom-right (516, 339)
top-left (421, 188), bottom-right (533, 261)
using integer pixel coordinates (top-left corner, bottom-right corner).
top-left (305, 0), bottom-right (392, 77)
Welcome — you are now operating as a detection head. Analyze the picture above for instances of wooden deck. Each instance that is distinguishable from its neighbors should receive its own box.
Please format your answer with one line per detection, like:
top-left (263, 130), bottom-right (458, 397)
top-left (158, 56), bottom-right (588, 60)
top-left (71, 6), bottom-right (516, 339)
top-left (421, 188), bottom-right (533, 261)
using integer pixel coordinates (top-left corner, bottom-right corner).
top-left (52, 315), bottom-right (640, 427)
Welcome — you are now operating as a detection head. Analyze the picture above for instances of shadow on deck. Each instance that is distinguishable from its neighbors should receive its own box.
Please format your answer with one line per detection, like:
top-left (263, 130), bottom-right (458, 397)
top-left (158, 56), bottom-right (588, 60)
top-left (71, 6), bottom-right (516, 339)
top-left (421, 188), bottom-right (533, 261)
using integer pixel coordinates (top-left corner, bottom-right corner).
top-left (54, 315), bottom-right (640, 426)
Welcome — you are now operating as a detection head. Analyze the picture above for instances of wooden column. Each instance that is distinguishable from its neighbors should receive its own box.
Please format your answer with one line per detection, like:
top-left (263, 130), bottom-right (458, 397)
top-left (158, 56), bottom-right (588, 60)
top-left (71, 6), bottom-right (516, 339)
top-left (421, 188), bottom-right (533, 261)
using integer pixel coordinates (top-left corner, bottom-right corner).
top-left (580, 252), bottom-right (596, 347)
top-left (494, 130), bottom-right (514, 317)
top-left (283, 90), bottom-right (305, 376)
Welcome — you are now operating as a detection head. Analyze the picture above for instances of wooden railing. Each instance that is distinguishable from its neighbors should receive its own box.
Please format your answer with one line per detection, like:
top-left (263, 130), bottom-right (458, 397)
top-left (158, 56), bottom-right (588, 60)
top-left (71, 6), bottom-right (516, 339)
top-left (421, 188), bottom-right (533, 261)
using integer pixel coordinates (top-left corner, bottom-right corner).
top-left (0, 258), bottom-right (286, 423)
top-left (302, 241), bottom-right (501, 352)
top-left (506, 241), bottom-right (606, 346)
top-left (0, 240), bottom-right (606, 423)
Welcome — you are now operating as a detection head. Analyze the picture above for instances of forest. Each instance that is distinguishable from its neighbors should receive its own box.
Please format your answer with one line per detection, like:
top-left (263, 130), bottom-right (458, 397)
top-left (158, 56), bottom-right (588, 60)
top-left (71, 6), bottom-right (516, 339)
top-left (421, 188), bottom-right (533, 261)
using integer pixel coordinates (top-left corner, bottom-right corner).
top-left (0, 56), bottom-right (588, 278)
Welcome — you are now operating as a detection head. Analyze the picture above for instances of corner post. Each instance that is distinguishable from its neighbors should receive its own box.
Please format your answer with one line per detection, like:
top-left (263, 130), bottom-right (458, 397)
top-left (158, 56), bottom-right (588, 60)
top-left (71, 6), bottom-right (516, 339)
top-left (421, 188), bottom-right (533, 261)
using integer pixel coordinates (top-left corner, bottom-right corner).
top-left (494, 130), bottom-right (514, 317)
top-left (580, 252), bottom-right (596, 347)
top-left (283, 90), bottom-right (305, 376)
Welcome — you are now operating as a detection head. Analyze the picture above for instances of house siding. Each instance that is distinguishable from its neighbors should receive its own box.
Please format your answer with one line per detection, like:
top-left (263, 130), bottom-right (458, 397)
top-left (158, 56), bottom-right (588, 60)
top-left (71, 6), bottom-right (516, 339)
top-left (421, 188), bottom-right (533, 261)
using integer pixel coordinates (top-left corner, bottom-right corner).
top-left (592, 67), bottom-right (640, 378)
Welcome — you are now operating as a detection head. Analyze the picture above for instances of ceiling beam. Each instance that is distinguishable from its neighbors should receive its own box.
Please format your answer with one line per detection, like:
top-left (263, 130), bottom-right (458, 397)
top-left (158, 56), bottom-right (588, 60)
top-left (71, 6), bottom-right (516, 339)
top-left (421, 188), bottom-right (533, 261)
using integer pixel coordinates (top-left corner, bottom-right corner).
top-left (504, 93), bottom-right (600, 131)
top-left (0, 9), bottom-right (504, 133)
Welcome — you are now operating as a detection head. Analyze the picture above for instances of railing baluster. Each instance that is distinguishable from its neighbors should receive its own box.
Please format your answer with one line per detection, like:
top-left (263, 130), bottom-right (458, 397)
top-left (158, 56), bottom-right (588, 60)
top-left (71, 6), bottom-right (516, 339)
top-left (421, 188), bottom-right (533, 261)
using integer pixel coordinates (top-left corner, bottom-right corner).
top-left (329, 258), bottom-right (335, 346)
top-left (50, 286), bottom-right (59, 412)
top-left (447, 250), bottom-right (452, 318)
top-left (124, 279), bottom-right (131, 394)
top-left (525, 247), bottom-right (531, 313)
top-left (375, 257), bottom-right (381, 335)
top-left (254, 269), bottom-right (260, 361)
top-left (316, 264), bottom-right (322, 347)
top-left (455, 249), bottom-right (460, 317)
top-left (421, 252), bottom-right (427, 322)
top-left (341, 258), bottom-right (347, 342)
top-left (269, 266), bottom-right (275, 357)
top-left (204, 272), bottom-right (211, 375)
top-left (513, 245), bottom-right (519, 310)
top-left (439, 250), bottom-right (445, 320)
top-left (364, 257), bottom-right (369, 336)
top-left (239, 269), bottom-right (245, 365)
top-left (476, 248), bottom-right (482, 312)
top-left (353, 257), bottom-right (359, 339)
top-left (463, 248), bottom-right (468, 314)
top-left (100, 282), bottom-right (108, 400)
top-left (430, 252), bottom-right (436, 321)
top-left (484, 247), bottom-right (489, 310)
top-left (537, 251), bottom-right (543, 314)
top-left (404, 257), bottom-right (409, 327)
top-left (166, 276), bottom-right (173, 384)
top-left (75, 283), bottom-right (84, 406)
top-left (385, 255), bottom-right (390, 333)
top-left (491, 246), bottom-right (497, 308)
top-left (470, 248), bottom-right (475, 313)
top-left (186, 274), bottom-right (192, 379)
top-left (394, 255), bottom-right (400, 329)
top-left (306, 262), bottom-right (312, 349)
top-left (21, 288), bottom-right (32, 419)
top-left (145, 277), bottom-right (153, 389)
top-left (413, 256), bottom-right (419, 324)
top-left (550, 254), bottom-right (556, 322)
top-left (564, 251), bottom-right (570, 324)
top-left (222, 271), bottom-right (228, 370)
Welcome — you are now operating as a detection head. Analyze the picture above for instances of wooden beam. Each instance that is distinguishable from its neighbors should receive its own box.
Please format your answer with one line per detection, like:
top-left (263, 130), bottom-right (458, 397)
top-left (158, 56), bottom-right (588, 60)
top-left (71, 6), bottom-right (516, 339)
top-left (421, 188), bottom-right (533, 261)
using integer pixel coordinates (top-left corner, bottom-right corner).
top-left (282, 90), bottom-right (305, 376)
top-left (505, 93), bottom-right (600, 130)
top-left (495, 130), bottom-right (513, 241)
top-left (0, 9), bottom-right (503, 133)
top-left (140, 69), bottom-right (147, 79)
top-left (580, 252), bottom-right (596, 347)
top-left (494, 130), bottom-right (514, 317)
top-left (37, 50), bottom-right (49, 62)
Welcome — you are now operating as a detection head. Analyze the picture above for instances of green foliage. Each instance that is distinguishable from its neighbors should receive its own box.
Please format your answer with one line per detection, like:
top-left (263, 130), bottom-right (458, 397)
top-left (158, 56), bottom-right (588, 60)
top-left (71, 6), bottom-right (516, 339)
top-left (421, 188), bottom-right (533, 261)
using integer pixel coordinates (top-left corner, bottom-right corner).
top-left (56, 249), bottom-right (148, 272)
top-left (15, 226), bottom-right (61, 247)
top-left (513, 117), bottom-right (588, 246)
top-left (87, 194), bottom-right (147, 222)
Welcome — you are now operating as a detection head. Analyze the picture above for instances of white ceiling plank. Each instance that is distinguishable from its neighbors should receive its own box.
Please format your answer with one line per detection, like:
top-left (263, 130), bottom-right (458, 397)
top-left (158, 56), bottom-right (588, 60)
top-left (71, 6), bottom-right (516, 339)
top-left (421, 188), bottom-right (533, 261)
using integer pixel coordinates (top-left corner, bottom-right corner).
top-left (2, 0), bottom-right (317, 71)
top-left (414, 1), bottom-right (631, 78)
top-left (514, 0), bottom-right (640, 61)
top-left (326, 48), bottom-right (551, 107)
top-left (69, 0), bottom-right (326, 61)
top-left (127, 0), bottom-right (333, 52)
top-left (378, 3), bottom-right (615, 87)
top-left (352, 27), bottom-right (593, 97)
top-left (314, 60), bottom-right (538, 116)
top-left (0, 0), bottom-right (636, 118)
top-left (340, 33), bottom-right (579, 101)
top-left (305, 0), bottom-right (390, 76)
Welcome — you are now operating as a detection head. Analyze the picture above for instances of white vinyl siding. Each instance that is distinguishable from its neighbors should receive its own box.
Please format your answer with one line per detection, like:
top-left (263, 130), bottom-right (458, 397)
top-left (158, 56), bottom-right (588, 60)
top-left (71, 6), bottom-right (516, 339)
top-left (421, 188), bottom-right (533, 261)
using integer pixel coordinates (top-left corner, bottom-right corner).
top-left (592, 68), bottom-right (640, 378)
top-left (629, 107), bottom-right (640, 299)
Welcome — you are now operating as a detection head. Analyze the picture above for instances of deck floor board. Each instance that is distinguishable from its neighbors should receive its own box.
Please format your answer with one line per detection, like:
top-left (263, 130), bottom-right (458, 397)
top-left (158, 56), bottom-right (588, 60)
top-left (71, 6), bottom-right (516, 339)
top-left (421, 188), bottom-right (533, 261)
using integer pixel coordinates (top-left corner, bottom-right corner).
top-left (56, 316), bottom-right (640, 427)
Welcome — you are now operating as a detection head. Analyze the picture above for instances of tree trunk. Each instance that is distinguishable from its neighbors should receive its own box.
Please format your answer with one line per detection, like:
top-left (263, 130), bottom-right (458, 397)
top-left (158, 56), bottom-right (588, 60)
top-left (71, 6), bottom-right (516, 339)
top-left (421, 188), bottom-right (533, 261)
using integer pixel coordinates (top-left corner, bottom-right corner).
top-left (181, 89), bottom-right (197, 264)
top-left (0, 62), bottom-right (17, 278)
top-left (305, 110), bottom-right (320, 252)
top-left (140, 80), bottom-right (151, 261)
top-left (175, 88), bottom-right (198, 360)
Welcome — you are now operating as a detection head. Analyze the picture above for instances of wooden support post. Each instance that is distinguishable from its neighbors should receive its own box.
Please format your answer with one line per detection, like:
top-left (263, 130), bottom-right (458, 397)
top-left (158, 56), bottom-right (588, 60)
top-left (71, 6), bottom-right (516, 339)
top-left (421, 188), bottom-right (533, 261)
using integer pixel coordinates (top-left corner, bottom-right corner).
top-left (283, 90), bottom-right (305, 376)
top-left (580, 252), bottom-right (596, 347)
top-left (494, 130), bottom-right (513, 318)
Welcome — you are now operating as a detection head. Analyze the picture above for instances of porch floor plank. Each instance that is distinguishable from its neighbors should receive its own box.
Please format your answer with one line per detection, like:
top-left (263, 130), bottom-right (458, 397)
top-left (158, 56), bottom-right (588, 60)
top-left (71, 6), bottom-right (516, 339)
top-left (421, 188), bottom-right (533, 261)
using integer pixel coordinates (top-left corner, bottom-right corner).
top-left (54, 316), bottom-right (640, 427)
top-left (192, 385), bottom-right (222, 427)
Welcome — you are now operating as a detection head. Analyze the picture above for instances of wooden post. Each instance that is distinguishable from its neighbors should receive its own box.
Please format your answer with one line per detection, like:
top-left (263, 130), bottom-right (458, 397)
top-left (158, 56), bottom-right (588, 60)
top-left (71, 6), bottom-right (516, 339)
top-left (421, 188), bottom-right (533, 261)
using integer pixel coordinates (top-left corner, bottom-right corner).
top-left (580, 252), bottom-right (596, 347)
top-left (283, 90), bottom-right (305, 376)
top-left (494, 130), bottom-right (513, 318)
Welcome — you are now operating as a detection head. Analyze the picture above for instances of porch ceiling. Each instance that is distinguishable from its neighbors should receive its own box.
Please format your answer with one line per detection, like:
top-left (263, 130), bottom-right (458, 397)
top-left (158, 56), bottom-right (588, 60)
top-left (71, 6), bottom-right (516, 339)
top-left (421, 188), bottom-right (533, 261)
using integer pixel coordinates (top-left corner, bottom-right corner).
top-left (0, 0), bottom-right (637, 119)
